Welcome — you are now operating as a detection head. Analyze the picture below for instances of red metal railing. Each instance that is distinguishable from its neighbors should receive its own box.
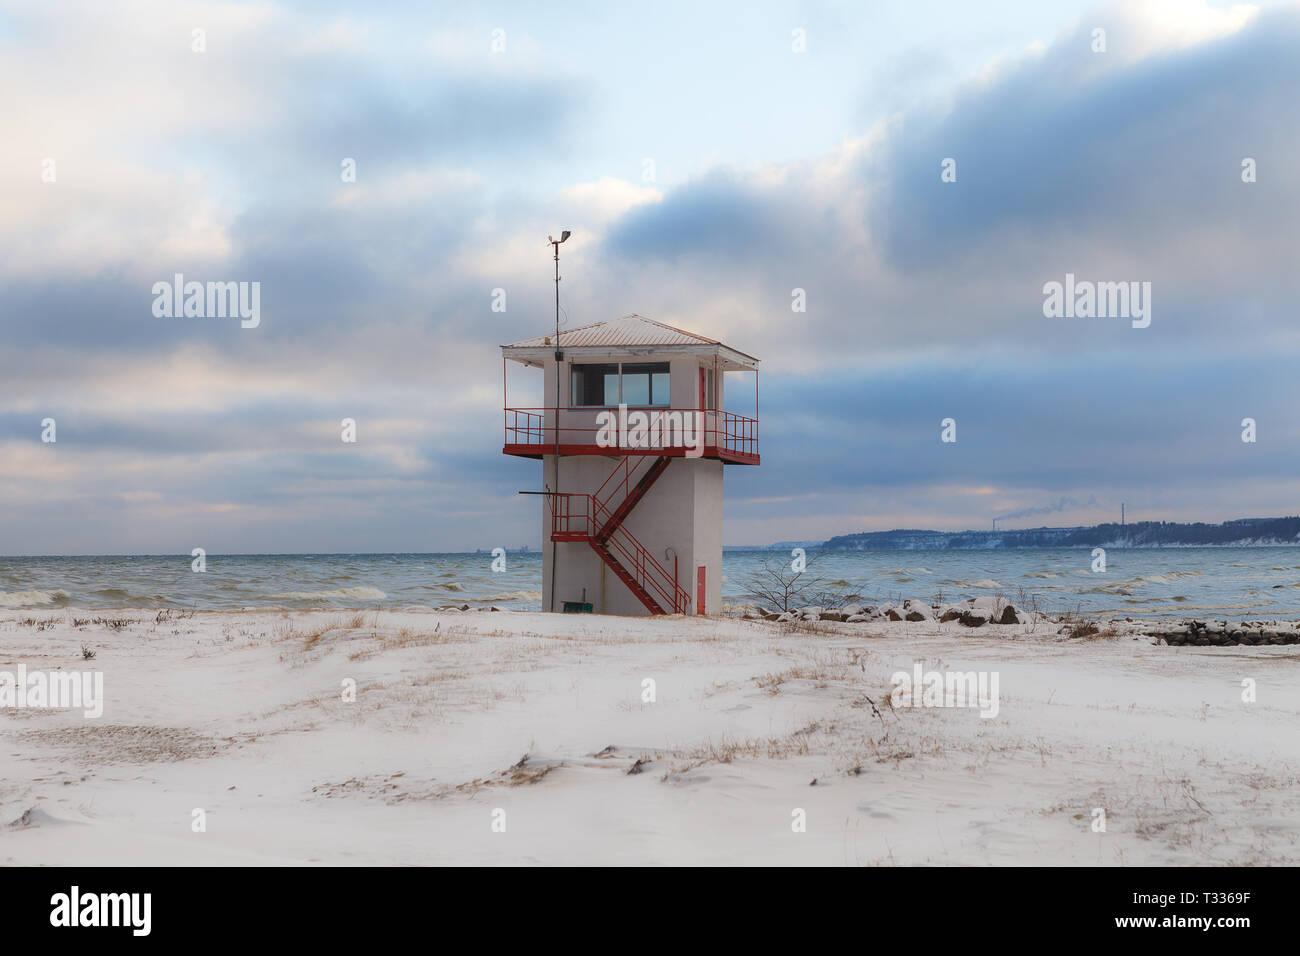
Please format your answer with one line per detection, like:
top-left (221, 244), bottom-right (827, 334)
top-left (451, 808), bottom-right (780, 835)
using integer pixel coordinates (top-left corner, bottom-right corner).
top-left (503, 406), bottom-right (758, 460)
top-left (504, 408), bottom-right (545, 445)
top-left (547, 490), bottom-right (691, 614)
top-left (549, 492), bottom-right (591, 541)
top-left (592, 490), bottom-right (691, 614)
top-left (593, 454), bottom-right (655, 515)
top-left (716, 410), bottom-right (757, 458)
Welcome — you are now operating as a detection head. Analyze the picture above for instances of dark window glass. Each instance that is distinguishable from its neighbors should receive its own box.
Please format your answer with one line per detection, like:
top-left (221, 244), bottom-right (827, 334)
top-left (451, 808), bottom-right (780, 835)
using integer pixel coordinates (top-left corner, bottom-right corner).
top-left (571, 364), bottom-right (619, 406)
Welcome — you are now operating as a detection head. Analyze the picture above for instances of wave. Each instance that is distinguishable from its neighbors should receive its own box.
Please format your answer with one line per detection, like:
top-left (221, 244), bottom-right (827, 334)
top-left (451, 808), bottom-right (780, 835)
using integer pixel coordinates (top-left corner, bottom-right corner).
top-left (1085, 583), bottom-right (1134, 595)
top-left (1088, 572), bottom-right (1204, 594)
top-left (471, 590), bottom-right (543, 603)
top-left (0, 588), bottom-right (71, 608)
top-left (1134, 571), bottom-right (1202, 584)
top-left (1129, 601), bottom-right (1272, 611)
top-left (265, 587), bottom-right (387, 601)
top-left (952, 579), bottom-right (1001, 588)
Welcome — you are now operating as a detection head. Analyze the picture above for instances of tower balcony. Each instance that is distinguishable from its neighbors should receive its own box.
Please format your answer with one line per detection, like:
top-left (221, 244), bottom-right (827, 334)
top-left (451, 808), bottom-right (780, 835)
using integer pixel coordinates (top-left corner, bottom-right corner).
top-left (503, 406), bottom-right (759, 465)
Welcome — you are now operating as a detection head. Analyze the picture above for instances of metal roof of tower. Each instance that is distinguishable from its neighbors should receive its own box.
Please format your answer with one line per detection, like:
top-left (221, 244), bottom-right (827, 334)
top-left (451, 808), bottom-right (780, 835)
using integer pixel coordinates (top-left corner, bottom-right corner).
top-left (501, 314), bottom-right (758, 367)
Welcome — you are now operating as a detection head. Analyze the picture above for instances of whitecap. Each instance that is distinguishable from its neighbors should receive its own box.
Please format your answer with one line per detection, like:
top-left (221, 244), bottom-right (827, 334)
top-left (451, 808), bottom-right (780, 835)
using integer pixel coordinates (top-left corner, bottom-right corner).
top-left (473, 590), bottom-right (543, 603)
top-left (265, 587), bottom-right (387, 601)
top-left (0, 589), bottom-right (71, 608)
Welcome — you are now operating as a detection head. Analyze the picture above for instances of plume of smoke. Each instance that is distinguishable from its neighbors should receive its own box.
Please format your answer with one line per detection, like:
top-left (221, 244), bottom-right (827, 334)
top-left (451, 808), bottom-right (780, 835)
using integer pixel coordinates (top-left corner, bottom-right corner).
top-left (996, 495), bottom-right (1099, 522)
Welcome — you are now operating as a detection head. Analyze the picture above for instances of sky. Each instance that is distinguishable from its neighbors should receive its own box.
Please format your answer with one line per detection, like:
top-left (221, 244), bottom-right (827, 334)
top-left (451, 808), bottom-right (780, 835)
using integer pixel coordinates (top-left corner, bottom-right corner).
top-left (1, 0), bottom-right (1298, 554)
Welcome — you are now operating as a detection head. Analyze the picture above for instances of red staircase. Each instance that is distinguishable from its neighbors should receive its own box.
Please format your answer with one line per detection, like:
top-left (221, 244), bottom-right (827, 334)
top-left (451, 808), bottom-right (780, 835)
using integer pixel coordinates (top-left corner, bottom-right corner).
top-left (549, 456), bottom-right (690, 614)
top-left (594, 456), bottom-right (670, 542)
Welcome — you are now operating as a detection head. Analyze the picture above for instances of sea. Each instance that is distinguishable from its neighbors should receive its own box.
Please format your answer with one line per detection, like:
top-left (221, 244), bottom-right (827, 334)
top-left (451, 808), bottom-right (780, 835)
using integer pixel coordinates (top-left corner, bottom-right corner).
top-left (3, 548), bottom-right (1300, 620)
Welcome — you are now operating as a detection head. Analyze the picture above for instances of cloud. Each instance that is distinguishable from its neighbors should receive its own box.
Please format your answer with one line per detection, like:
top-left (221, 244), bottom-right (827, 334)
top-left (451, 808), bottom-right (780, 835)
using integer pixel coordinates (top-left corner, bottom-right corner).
top-left (2, 0), bottom-right (1299, 552)
top-left (594, 1), bottom-right (1300, 366)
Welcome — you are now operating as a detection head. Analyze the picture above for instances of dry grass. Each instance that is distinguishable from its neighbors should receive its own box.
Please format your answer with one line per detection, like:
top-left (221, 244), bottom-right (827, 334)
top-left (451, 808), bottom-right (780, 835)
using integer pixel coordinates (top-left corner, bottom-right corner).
top-left (1063, 619), bottom-right (1121, 641)
top-left (153, 609), bottom-right (196, 624)
top-left (18, 725), bottom-right (226, 764)
top-left (661, 725), bottom-right (824, 778)
top-left (347, 623), bottom-right (477, 661)
top-left (754, 661), bottom-right (847, 695)
top-left (272, 613), bottom-right (374, 652)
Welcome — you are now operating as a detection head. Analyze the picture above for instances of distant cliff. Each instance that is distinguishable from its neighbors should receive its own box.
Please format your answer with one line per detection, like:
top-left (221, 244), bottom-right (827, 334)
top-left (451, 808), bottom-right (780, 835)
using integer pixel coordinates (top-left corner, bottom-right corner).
top-left (821, 517), bottom-right (1300, 550)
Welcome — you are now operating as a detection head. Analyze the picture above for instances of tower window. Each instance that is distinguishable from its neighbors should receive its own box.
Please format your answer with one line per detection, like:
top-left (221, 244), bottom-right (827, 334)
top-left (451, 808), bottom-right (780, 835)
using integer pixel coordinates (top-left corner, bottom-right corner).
top-left (570, 364), bottom-right (619, 406)
top-left (571, 362), bottom-right (670, 406)
top-left (621, 363), bottom-right (671, 406)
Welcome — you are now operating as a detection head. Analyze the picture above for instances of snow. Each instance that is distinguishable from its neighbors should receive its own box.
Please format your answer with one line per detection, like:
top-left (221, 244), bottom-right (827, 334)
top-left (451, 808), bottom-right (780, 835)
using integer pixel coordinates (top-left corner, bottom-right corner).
top-left (2, 608), bottom-right (1297, 865)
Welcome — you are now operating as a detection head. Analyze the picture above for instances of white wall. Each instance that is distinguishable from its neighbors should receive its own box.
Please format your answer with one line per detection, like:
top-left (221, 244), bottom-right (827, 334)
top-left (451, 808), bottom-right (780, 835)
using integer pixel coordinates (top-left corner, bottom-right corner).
top-left (691, 459), bottom-right (725, 614)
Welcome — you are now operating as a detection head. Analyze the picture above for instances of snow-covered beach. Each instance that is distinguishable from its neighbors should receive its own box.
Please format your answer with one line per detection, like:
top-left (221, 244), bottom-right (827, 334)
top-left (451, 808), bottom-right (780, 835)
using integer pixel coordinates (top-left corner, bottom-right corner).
top-left (3, 606), bottom-right (1297, 866)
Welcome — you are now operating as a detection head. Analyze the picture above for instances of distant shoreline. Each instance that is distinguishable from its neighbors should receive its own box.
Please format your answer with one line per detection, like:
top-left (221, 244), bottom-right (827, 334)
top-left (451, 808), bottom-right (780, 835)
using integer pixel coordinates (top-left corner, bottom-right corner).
top-left (734, 515), bottom-right (1300, 552)
top-left (727, 540), bottom-right (1300, 551)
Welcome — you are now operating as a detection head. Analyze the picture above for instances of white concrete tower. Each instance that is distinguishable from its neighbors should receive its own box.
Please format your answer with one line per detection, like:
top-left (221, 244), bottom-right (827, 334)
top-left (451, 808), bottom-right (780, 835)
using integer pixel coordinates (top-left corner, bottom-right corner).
top-left (502, 315), bottom-right (760, 615)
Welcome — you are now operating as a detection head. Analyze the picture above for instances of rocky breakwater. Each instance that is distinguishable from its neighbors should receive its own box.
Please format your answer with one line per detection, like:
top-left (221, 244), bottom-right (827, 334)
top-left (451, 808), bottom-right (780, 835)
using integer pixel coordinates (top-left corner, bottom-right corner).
top-left (1146, 620), bottom-right (1300, 646)
top-left (750, 596), bottom-right (1033, 628)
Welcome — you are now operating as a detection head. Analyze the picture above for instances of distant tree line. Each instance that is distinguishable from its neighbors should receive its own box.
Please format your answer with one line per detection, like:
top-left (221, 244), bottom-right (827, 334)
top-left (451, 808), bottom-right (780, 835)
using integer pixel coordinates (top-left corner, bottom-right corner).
top-left (822, 516), bottom-right (1300, 550)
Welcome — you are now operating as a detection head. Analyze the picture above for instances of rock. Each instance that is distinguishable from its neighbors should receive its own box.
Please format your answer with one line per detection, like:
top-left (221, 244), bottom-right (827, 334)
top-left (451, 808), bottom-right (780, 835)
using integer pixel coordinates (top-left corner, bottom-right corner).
top-left (846, 614), bottom-right (871, 623)
top-left (957, 597), bottom-right (1019, 625)
top-left (800, 606), bottom-right (824, 620)
top-left (959, 609), bottom-right (988, 627)
top-left (777, 611), bottom-right (796, 623)
top-left (903, 599), bottom-right (935, 622)
top-left (820, 612), bottom-right (849, 623)
top-left (938, 604), bottom-right (965, 622)
top-left (842, 604), bottom-right (865, 617)
top-left (875, 603), bottom-right (903, 621)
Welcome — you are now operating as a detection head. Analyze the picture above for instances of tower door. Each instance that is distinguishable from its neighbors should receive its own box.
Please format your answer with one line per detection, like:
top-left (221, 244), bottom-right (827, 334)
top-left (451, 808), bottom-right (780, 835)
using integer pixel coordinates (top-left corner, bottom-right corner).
top-left (696, 566), bottom-right (706, 615)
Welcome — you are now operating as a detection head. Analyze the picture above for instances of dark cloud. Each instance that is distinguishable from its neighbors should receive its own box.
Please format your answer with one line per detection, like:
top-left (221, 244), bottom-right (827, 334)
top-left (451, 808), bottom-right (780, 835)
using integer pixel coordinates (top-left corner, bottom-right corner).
top-left (604, 172), bottom-right (790, 263)
top-left (867, 8), bottom-right (1300, 273)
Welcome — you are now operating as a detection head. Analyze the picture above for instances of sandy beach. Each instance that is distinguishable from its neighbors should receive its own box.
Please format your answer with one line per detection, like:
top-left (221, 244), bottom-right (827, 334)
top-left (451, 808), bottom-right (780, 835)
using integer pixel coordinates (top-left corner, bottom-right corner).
top-left (3, 607), bottom-right (1297, 866)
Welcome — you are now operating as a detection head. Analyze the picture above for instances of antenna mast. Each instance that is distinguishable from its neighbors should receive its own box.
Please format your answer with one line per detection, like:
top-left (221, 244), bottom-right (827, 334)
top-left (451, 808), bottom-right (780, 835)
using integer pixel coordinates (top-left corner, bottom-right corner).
top-left (546, 231), bottom-right (571, 612)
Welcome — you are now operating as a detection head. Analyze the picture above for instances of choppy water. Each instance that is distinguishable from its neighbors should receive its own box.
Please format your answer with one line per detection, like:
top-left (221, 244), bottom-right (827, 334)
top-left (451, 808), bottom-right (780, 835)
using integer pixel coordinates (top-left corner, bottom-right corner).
top-left (2, 548), bottom-right (1300, 620)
